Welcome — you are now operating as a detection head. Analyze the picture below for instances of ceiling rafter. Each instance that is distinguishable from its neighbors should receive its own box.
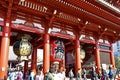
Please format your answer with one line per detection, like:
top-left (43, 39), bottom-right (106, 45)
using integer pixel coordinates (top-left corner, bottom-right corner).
top-left (79, 21), bottom-right (88, 35)
top-left (113, 32), bottom-right (120, 42)
top-left (48, 10), bottom-right (58, 28)
top-left (98, 27), bottom-right (108, 39)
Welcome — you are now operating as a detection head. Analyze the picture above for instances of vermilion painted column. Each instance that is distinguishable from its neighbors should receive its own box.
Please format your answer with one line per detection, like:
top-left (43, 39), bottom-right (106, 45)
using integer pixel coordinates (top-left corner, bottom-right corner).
top-left (24, 60), bottom-right (28, 79)
top-left (110, 44), bottom-right (115, 69)
top-left (0, 4), bottom-right (12, 79)
top-left (75, 39), bottom-right (81, 75)
top-left (95, 40), bottom-right (101, 73)
top-left (31, 47), bottom-right (37, 74)
top-left (43, 33), bottom-right (50, 74)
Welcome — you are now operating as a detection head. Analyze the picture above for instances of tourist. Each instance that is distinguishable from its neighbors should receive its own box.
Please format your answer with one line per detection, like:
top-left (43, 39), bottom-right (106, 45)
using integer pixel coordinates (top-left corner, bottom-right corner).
top-left (76, 68), bottom-right (82, 80)
top-left (56, 69), bottom-right (66, 80)
top-left (27, 70), bottom-right (35, 80)
top-left (9, 69), bottom-right (16, 80)
top-left (62, 68), bottom-right (66, 80)
top-left (97, 71), bottom-right (102, 80)
top-left (68, 68), bottom-right (74, 80)
top-left (35, 71), bottom-right (44, 80)
top-left (90, 67), bottom-right (97, 80)
top-left (17, 69), bottom-right (23, 80)
top-left (101, 68), bottom-right (108, 80)
top-left (82, 68), bottom-right (87, 80)
top-left (44, 69), bottom-right (54, 80)
top-left (108, 66), bottom-right (113, 80)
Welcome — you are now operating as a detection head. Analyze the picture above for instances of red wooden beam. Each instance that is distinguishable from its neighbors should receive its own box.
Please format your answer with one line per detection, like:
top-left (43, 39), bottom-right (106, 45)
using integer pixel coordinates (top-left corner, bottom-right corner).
top-left (99, 42), bottom-right (110, 47)
top-left (98, 28), bottom-right (108, 39)
top-left (0, 21), bottom-right (44, 34)
top-left (11, 24), bottom-right (44, 34)
top-left (37, 43), bottom-right (44, 48)
top-left (79, 21), bottom-right (88, 35)
top-left (50, 32), bottom-right (75, 40)
top-left (99, 49), bottom-right (111, 53)
top-left (65, 46), bottom-right (74, 52)
top-left (80, 39), bottom-right (95, 44)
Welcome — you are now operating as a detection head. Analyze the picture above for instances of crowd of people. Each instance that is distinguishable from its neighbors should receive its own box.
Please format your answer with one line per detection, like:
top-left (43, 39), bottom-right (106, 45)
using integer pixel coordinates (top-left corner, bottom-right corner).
top-left (68, 66), bottom-right (116, 80)
top-left (7, 66), bottom-right (66, 80)
top-left (7, 66), bottom-right (119, 80)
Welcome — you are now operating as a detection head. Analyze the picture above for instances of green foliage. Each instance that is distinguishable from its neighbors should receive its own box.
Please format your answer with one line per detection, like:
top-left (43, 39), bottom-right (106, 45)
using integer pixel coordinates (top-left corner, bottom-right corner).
top-left (115, 57), bottom-right (120, 68)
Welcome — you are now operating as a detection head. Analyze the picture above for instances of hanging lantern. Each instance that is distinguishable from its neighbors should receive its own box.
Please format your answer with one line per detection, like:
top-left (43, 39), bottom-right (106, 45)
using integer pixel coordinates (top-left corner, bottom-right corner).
top-left (50, 39), bottom-right (65, 62)
top-left (71, 46), bottom-right (85, 60)
top-left (13, 34), bottom-right (32, 61)
top-left (80, 49), bottom-right (85, 60)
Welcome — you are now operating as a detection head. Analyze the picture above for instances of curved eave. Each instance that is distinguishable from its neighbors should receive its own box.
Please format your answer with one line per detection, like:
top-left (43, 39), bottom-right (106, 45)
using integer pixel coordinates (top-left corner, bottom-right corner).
top-left (34, 0), bottom-right (120, 31)
top-left (86, 0), bottom-right (120, 17)
top-left (64, 0), bottom-right (120, 25)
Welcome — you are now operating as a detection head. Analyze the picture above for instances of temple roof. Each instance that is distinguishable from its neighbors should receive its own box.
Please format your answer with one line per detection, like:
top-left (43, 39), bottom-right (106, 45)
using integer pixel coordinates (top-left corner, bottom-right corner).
top-left (0, 0), bottom-right (120, 45)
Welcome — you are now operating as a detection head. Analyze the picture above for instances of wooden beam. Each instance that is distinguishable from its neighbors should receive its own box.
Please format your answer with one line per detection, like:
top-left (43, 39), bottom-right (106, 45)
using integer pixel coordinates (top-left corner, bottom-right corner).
top-left (79, 21), bottom-right (88, 35)
top-left (50, 32), bottom-right (75, 40)
top-left (11, 23), bottom-right (44, 34)
top-left (99, 42), bottom-right (110, 47)
top-left (113, 33), bottom-right (120, 42)
top-left (80, 39), bottom-right (95, 44)
top-left (99, 49), bottom-right (111, 53)
top-left (98, 28), bottom-right (108, 39)
top-left (65, 46), bottom-right (74, 52)
top-left (48, 10), bottom-right (57, 28)
top-left (36, 43), bottom-right (44, 48)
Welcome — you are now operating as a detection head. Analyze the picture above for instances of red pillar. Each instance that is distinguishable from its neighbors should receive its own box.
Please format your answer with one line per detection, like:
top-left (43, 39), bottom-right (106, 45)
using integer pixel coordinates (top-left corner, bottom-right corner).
top-left (110, 44), bottom-right (115, 69)
top-left (43, 33), bottom-right (50, 74)
top-left (31, 47), bottom-right (37, 74)
top-left (95, 40), bottom-right (101, 73)
top-left (24, 60), bottom-right (28, 79)
top-left (75, 39), bottom-right (81, 75)
top-left (0, 2), bottom-right (12, 79)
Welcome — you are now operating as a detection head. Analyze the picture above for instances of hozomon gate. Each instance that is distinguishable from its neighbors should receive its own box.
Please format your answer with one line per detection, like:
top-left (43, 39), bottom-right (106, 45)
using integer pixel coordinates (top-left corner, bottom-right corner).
top-left (0, 0), bottom-right (120, 79)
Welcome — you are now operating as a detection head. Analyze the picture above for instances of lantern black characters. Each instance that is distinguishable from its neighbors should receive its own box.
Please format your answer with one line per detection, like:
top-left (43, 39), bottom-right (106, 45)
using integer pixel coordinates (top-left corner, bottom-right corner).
top-left (50, 39), bottom-right (65, 62)
top-left (13, 35), bottom-right (32, 61)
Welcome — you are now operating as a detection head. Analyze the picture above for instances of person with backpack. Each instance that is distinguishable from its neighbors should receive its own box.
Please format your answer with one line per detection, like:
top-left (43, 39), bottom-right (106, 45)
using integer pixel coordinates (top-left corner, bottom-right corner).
top-left (108, 66), bottom-right (113, 80)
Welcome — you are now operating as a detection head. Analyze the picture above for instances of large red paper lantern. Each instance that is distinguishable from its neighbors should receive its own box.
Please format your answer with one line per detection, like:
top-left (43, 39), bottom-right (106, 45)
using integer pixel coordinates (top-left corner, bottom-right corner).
top-left (50, 39), bottom-right (65, 62)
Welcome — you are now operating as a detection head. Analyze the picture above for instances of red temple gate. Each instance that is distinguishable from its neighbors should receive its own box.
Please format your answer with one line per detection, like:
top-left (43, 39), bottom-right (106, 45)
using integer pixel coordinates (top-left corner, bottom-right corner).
top-left (0, 0), bottom-right (119, 79)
